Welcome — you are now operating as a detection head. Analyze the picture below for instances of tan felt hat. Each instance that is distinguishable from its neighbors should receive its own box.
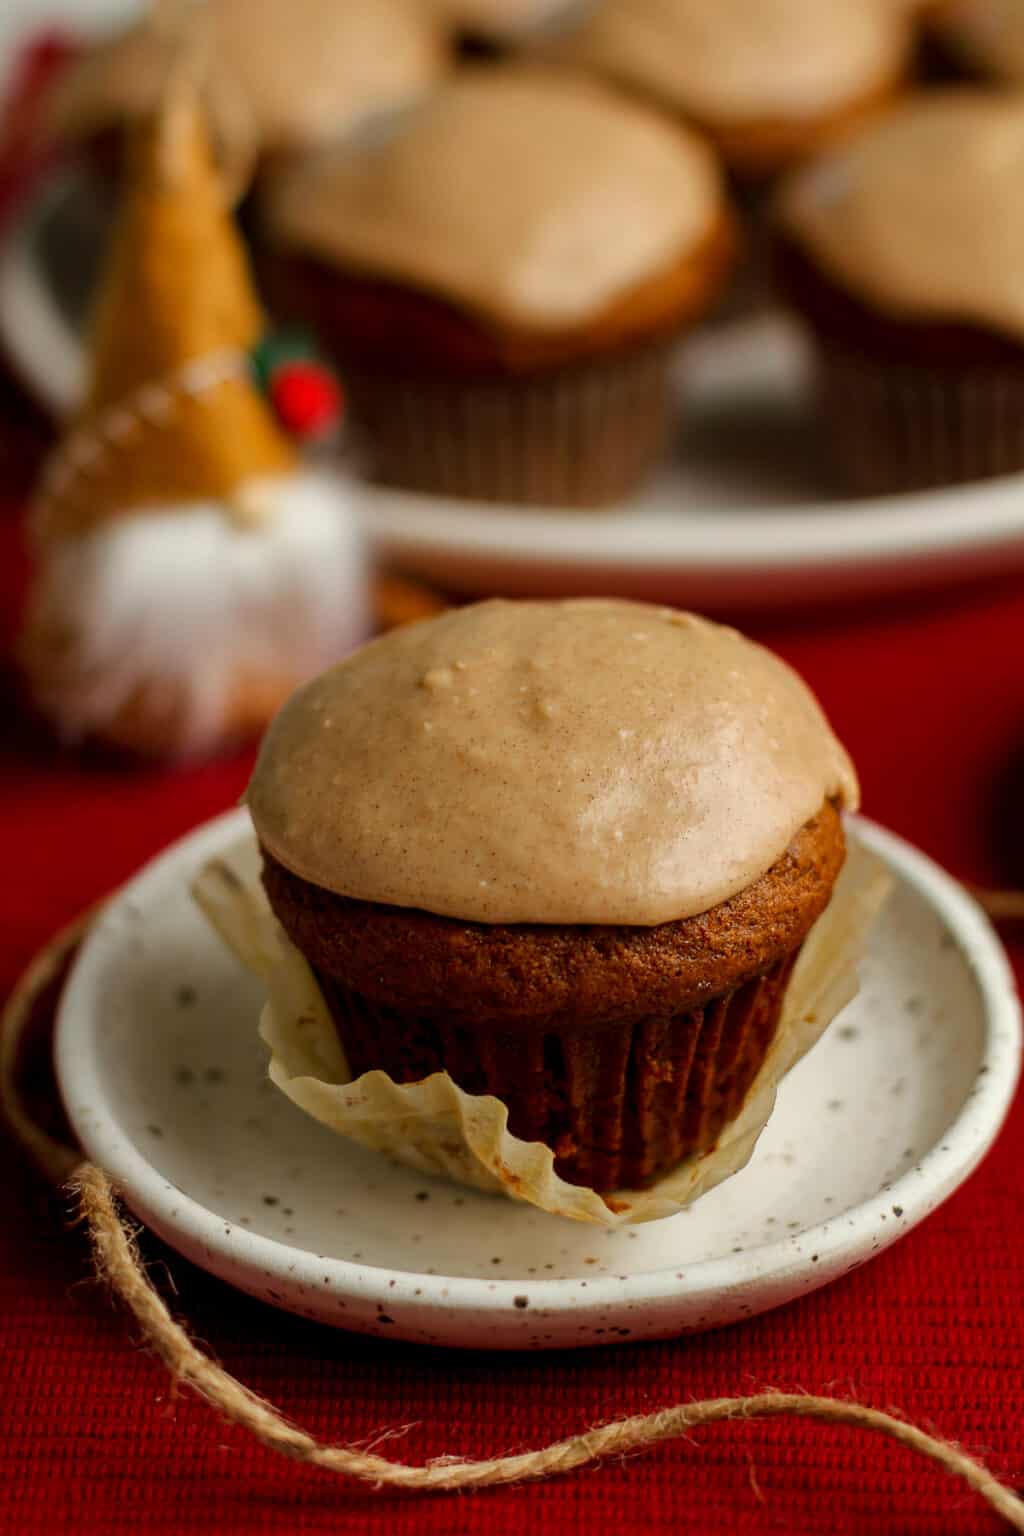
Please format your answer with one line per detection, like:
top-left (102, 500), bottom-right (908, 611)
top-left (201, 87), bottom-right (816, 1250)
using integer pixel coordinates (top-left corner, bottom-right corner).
top-left (38, 84), bottom-right (296, 541)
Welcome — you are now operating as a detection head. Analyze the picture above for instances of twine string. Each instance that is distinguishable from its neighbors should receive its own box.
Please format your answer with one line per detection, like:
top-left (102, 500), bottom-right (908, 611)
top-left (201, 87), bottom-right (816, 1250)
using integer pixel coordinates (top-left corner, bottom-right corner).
top-left (3, 909), bottom-right (1024, 1521)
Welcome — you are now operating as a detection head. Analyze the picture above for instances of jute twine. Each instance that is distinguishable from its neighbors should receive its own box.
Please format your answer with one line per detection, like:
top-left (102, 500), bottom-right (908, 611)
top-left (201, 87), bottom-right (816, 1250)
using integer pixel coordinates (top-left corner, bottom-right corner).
top-left (3, 901), bottom-right (1024, 1519)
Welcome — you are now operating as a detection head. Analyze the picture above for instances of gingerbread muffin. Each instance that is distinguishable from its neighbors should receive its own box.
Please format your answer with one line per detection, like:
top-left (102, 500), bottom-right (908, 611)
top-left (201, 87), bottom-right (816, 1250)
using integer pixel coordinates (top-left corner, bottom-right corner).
top-left (247, 599), bottom-right (858, 1191)
top-left (550, 0), bottom-right (913, 178)
top-left (778, 91), bottom-right (1024, 494)
top-left (44, 0), bottom-right (449, 195)
top-left (263, 68), bottom-right (734, 507)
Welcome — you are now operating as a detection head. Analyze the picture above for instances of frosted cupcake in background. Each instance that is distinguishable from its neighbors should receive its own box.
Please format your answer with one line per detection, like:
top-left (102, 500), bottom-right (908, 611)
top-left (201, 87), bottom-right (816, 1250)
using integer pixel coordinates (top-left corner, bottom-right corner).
top-left (776, 90), bottom-right (1024, 494)
top-left (547, 0), bottom-right (914, 178)
top-left (20, 86), bottom-right (367, 760)
top-left (42, 0), bottom-right (450, 196)
top-left (263, 67), bottom-right (735, 508)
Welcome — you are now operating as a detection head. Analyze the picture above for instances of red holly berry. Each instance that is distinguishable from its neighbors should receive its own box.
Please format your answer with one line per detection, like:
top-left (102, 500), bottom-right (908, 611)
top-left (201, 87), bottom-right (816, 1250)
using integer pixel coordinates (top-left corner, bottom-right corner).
top-left (270, 362), bottom-right (342, 439)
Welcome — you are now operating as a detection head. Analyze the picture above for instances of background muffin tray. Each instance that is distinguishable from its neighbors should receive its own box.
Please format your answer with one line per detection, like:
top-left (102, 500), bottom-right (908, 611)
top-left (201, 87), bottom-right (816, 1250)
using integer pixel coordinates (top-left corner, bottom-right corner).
top-left (54, 808), bottom-right (1020, 1350)
top-left (8, 4), bottom-right (1024, 610)
top-left (9, 157), bottom-right (1024, 610)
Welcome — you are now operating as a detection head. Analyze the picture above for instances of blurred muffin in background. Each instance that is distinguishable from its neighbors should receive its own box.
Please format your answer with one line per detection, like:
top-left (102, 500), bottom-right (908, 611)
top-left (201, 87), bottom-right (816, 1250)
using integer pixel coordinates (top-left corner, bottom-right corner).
top-left (777, 91), bottom-right (1024, 494)
top-left (928, 0), bottom-right (1024, 79)
top-left (263, 67), bottom-right (735, 509)
top-left (43, 0), bottom-right (450, 197)
top-left (548, 0), bottom-right (914, 178)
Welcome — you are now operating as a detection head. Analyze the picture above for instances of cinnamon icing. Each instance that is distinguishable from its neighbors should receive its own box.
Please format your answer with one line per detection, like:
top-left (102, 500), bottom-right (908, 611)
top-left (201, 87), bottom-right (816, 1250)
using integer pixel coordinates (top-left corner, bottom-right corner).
top-left (779, 91), bottom-right (1024, 336)
top-left (553, 0), bottom-right (909, 125)
top-left (248, 599), bottom-right (858, 926)
top-left (48, 0), bottom-right (447, 157)
top-left (263, 68), bottom-right (724, 329)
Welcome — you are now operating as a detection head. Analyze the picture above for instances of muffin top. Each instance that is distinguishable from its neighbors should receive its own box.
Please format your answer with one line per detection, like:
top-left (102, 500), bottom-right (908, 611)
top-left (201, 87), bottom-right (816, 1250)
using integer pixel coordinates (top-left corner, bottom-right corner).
top-left (47, 0), bottom-right (447, 166)
top-left (778, 92), bottom-right (1024, 336)
top-left (552, 0), bottom-right (909, 126)
top-left (932, 0), bottom-right (1024, 81)
top-left (248, 599), bottom-right (857, 926)
top-left (263, 68), bottom-right (725, 330)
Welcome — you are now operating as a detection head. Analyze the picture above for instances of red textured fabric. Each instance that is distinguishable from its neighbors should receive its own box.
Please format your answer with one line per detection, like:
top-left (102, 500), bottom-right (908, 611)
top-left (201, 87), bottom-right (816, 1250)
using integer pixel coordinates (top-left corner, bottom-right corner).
top-left (2, 497), bottom-right (1024, 1535)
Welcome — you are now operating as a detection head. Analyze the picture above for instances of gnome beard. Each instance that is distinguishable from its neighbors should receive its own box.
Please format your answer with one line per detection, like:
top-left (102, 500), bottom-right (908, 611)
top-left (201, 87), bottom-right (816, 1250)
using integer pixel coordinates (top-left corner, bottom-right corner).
top-left (23, 469), bottom-right (367, 759)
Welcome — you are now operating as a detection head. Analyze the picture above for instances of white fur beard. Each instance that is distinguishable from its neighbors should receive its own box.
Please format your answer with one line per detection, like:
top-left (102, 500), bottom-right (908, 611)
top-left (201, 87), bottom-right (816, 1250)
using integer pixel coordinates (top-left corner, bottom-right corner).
top-left (24, 471), bottom-right (370, 759)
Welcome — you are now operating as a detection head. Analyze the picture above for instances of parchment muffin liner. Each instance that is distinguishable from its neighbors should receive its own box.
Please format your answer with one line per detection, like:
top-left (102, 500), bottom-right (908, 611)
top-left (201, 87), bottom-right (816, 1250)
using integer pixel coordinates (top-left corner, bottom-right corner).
top-left (313, 950), bottom-right (801, 1191)
top-left (193, 834), bottom-right (890, 1227)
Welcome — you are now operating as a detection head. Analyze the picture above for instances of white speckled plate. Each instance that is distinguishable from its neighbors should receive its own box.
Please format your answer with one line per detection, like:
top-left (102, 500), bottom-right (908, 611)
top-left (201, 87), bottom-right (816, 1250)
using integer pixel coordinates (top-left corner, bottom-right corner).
top-left (54, 810), bottom-right (1020, 1350)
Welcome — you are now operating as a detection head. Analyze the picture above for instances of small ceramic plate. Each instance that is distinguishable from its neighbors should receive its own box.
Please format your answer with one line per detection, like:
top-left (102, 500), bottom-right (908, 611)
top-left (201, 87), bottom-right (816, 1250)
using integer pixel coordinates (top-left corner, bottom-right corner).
top-left (54, 810), bottom-right (1020, 1350)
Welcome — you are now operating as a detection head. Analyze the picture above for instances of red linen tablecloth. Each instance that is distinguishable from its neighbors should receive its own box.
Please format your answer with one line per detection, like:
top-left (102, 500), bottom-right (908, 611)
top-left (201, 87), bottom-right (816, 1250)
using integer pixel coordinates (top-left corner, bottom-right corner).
top-left (2, 501), bottom-right (1024, 1536)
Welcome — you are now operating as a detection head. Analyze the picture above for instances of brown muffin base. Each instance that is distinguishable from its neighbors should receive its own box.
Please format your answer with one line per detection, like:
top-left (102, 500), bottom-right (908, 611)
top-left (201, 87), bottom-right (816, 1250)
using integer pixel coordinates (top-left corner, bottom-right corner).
top-left (261, 802), bottom-right (844, 1191)
top-left (777, 241), bottom-right (1024, 493)
top-left (269, 217), bottom-right (737, 375)
top-left (266, 218), bottom-right (735, 507)
top-left (340, 341), bottom-right (675, 506)
top-left (316, 949), bottom-right (798, 1189)
top-left (818, 351), bottom-right (1024, 495)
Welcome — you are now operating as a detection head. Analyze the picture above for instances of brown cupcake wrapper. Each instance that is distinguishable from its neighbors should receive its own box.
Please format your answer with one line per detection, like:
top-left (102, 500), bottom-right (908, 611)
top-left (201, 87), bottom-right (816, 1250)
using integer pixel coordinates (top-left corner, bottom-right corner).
top-left (315, 951), bottom-right (799, 1192)
top-left (194, 836), bottom-right (891, 1224)
top-left (341, 344), bottom-right (674, 508)
top-left (818, 348), bottom-right (1024, 495)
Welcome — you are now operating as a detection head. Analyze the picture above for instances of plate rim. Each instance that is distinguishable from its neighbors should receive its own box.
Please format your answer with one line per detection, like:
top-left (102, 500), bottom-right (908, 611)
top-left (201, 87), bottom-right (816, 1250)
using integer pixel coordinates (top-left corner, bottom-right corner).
top-left (0, 167), bottom-right (89, 417)
top-left (54, 808), bottom-right (1022, 1318)
top-left (364, 470), bottom-right (1024, 573)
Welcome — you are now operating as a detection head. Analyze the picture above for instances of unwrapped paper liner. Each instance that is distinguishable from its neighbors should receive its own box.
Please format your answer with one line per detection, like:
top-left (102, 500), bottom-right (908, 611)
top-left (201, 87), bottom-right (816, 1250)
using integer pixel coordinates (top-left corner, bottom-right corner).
top-left (193, 832), bottom-right (891, 1226)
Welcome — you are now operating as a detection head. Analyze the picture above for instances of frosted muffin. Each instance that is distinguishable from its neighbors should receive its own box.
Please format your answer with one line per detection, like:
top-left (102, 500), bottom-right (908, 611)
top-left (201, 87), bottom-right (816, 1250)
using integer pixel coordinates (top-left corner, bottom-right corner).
top-left (550, 0), bottom-right (913, 178)
top-left (263, 68), bottom-right (734, 507)
top-left (248, 599), bottom-right (858, 1191)
top-left (778, 91), bottom-right (1024, 494)
top-left (44, 0), bottom-right (449, 194)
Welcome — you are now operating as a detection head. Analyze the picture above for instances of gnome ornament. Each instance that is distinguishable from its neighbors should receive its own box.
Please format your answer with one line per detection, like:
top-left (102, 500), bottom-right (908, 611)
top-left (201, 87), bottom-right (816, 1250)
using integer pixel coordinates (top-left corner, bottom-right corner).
top-left (21, 84), bottom-right (367, 760)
